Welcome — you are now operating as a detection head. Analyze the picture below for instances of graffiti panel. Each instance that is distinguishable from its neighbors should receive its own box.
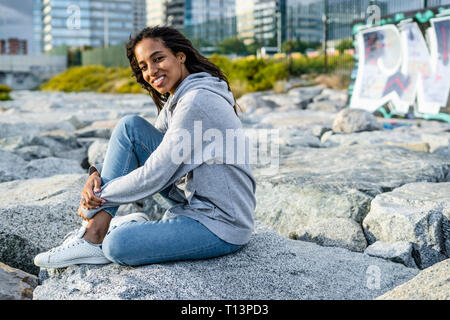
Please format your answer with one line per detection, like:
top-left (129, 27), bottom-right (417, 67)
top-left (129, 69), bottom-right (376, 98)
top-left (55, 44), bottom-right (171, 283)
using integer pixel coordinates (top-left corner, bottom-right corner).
top-left (350, 15), bottom-right (450, 116)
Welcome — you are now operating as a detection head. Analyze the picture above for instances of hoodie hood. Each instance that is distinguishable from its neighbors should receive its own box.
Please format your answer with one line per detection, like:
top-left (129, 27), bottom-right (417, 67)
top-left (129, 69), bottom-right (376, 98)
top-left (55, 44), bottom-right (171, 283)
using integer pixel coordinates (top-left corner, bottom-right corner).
top-left (165, 72), bottom-right (235, 112)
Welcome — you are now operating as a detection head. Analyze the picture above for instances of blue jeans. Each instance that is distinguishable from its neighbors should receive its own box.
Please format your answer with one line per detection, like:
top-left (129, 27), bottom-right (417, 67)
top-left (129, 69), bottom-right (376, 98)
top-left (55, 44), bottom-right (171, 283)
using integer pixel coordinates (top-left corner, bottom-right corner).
top-left (99, 115), bottom-right (242, 266)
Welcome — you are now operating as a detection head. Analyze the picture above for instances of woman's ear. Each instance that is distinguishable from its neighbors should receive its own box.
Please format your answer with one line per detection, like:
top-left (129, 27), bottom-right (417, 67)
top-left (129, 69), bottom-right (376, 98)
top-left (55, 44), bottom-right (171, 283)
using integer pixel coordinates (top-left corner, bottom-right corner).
top-left (177, 52), bottom-right (185, 63)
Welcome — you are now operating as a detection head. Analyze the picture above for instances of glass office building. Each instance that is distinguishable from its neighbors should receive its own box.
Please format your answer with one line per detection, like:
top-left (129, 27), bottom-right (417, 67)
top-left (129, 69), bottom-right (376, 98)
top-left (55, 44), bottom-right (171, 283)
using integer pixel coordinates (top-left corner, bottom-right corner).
top-left (146, 0), bottom-right (166, 26)
top-left (163, 0), bottom-right (235, 46)
top-left (41, 0), bottom-right (135, 51)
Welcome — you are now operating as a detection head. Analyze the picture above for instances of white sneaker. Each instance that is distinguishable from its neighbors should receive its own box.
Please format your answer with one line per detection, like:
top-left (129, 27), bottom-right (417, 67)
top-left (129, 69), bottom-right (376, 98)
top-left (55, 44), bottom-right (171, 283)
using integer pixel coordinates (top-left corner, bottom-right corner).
top-left (34, 223), bottom-right (110, 269)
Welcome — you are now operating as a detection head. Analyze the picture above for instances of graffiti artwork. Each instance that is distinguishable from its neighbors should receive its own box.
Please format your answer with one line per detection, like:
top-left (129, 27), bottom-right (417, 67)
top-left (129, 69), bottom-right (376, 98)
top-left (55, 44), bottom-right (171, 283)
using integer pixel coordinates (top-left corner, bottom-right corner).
top-left (350, 14), bottom-right (450, 119)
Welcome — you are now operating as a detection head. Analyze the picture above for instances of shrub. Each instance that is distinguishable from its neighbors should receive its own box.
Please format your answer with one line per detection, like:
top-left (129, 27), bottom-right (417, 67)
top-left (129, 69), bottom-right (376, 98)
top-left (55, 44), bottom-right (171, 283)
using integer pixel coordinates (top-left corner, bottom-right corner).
top-left (40, 66), bottom-right (145, 94)
top-left (40, 54), bottom-right (353, 97)
top-left (248, 62), bottom-right (288, 91)
top-left (0, 84), bottom-right (12, 101)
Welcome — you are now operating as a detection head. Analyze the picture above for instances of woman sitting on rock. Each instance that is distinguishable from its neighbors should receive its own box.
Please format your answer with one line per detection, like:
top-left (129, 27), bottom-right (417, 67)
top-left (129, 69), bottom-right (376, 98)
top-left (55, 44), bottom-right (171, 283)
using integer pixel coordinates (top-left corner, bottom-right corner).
top-left (34, 26), bottom-right (256, 268)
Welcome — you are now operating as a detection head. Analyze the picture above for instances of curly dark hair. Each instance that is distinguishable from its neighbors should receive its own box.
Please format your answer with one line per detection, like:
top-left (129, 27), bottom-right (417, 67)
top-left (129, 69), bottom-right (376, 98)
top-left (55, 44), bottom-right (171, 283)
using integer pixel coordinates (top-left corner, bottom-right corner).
top-left (126, 25), bottom-right (240, 116)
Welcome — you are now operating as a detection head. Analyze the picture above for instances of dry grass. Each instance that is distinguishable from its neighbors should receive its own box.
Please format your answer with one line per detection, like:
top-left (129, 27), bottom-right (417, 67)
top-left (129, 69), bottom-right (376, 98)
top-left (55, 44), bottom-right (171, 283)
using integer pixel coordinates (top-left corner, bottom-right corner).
top-left (273, 79), bottom-right (288, 94)
top-left (314, 70), bottom-right (351, 90)
top-left (230, 78), bottom-right (249, 99)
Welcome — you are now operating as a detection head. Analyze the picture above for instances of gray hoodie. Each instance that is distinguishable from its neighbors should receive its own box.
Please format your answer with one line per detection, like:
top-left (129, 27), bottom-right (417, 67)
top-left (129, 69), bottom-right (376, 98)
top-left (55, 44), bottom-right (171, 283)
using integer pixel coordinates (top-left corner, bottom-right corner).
top-left (82, 72), bottom-right (257, 245)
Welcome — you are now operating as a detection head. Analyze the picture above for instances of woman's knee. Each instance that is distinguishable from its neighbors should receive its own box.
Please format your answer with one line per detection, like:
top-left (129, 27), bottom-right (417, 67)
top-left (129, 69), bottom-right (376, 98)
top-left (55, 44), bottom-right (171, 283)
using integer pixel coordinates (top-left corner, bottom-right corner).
top-left (102, 227), bottom-right (130, 266)
top-left (115, 115), bottom-right (143, 134)
top-left (113, 115), bottom-right (158, 140)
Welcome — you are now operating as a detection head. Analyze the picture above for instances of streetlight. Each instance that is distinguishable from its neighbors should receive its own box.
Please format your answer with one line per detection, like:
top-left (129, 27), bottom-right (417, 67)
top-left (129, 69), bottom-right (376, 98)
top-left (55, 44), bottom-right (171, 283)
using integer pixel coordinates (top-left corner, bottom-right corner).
top-left (322, 0), bottom-right (328, 74)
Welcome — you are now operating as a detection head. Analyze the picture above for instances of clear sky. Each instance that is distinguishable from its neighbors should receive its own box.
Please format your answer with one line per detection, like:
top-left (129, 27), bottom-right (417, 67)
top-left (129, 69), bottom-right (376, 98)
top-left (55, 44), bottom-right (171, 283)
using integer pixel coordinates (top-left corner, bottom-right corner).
top-left (0, 0), bottom-right (34, 53)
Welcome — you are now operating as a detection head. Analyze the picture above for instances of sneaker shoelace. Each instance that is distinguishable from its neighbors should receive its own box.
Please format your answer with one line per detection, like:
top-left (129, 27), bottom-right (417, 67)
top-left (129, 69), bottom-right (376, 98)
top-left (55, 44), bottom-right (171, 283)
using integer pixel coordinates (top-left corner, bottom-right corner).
top-left (49, 222), bottom-right (88, 254)
top-left (48, 238), bottom-right (85, 254)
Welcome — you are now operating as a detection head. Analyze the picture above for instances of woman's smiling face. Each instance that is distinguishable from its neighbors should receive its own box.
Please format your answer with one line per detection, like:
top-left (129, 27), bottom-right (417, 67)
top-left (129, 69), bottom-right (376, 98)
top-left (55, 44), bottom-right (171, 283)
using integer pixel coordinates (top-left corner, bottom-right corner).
top-left (134, 37), bottom-right (190, 95)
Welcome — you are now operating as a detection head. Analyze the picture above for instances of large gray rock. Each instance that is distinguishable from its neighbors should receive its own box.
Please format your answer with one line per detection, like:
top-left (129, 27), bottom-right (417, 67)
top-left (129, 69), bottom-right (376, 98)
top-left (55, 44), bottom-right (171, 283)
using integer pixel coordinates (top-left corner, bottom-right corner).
top-left (364, 241), bottom-right (417, 268)
top-left (377, 258), bottom-right (450, 300)
top-left (293, 218), bottom-right (367, 252)
top-left (236, 92), bottom-right (278, 112)
top-left (13, 145), bottom-right (54, 161)
top-left (420, 132), bottom-right (450, 153)
top-left (0, 148), bottom-right (85, 183)
top-left (33, 223), bottom-right (418, 300)
top-left (321, 129), bottom-right (423, 148)
top-left (307, 100), bottom-right (346, 112)
top-left (74, 126), bottom-right (112, 139)
top-left (0, 262), bottom-right (38, 300)
top-left (332, 108), bottom-right (382, 133)
top-left (21, 157), bottom-right (85, 179)
top-left (0, 132), bottom-right (81, 157)
top-left (0, 174), bottom-right (87, 275)
top-left (287, 85), bottom-right (324, 105)
top-left (0, 121), bottom-right (76, 139)
top-left (0, 149), bottom-right (28, 182)
top-left (254, 145), bottom-right (450, 253)
top-left (363, 182), bottom-right (450, 269)
top-left (87, 139), bottom-right (109, 166)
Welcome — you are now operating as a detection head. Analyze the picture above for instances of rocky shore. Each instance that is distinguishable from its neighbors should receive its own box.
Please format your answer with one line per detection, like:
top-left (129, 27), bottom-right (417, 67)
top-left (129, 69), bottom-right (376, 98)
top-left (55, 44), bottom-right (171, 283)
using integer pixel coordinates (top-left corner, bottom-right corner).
top-left (0, 86), bottom-right (449, 300)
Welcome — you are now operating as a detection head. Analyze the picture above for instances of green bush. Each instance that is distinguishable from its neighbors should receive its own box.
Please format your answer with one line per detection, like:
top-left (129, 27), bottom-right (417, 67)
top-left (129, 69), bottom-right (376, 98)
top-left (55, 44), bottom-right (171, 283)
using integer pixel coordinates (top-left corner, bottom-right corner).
top-left (40, 66), bottom-right (146, 94)
top-left (40, 54), bottom-right (354, 96)
top-left (0, 84), bottom-right (12, 101)
top-left (249, 62), bottom-right (288, 91)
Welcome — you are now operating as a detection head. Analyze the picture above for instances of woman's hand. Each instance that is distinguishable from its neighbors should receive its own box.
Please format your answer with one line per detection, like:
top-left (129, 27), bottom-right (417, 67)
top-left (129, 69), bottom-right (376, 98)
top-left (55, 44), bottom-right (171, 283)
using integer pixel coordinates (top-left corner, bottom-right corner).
top-left (80, 171), bottom-right (105, 211)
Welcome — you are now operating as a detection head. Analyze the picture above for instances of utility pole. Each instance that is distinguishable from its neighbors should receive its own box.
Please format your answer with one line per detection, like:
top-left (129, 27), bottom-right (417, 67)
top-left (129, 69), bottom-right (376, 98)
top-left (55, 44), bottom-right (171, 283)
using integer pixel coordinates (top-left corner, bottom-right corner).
top-left (277, 11), bottom-right (281, 53)
top-left (104, 5), bottom-right (109, 48)
top-left (322, 0), bottom-right (328, 73)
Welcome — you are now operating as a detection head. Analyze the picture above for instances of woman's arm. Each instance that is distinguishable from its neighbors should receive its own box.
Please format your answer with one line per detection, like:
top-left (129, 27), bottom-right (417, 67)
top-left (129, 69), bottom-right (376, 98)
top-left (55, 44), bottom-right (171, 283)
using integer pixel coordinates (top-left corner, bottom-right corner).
top-left (80, 94), bottom-right (204, 218)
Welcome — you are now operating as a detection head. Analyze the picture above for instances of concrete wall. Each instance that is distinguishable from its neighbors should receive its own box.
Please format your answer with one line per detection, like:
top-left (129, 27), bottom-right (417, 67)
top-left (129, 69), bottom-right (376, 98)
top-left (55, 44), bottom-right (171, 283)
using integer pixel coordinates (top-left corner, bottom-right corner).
top-left (0, 54), bottom-right (67, 89)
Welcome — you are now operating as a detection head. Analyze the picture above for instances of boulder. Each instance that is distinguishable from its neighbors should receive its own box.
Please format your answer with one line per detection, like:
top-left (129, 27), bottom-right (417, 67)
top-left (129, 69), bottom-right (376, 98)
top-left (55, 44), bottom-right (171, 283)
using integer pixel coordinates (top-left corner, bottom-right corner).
top-left (420, 132), bottom-right (450, 153)
top-left (0, 148), bottom-right (85, 183)
top-left (0, 132), bottom-right (80, 156)
top-left (0, 262), bottom-right (38, 300)
top-left (364, 241), bottom-right (417, 268)
top-left (0, 174), bottom-right (88, 275)
top-left (383, 141), bottom-right (430, 153)
top-left (321, 129), bottom-right (423, 148)
top-left (256, 109), bottom-right (336, 131)
top-left (21, 157), bottom-right (85, 179)
top-left (377, 259), bottom-right (450, 300)
top-left (236, 92), bottom-right (279, 114)
top-left (87, 139), bottom-right (109, 166)
top-left (292, 218), bottom-right (367, 252)
top-left (33, 223), bottom-right (419, 300)
top-left (434, 146), bottom-right (450, 160)
top-left (287, 85), bottom-right (324, 104)
top-left (0, 149), bottom-right (28, 183)
top-left (13, 145), bottom-right (54, 161)
top-left (0, 121), bottom-right (76, 139)
top-left (74, 126), bottom-right (112, 139)
top-left (363, 182), bottom-right (450, 269)
top-left (254, 145), bottom-right (450, 254)
top-left (307, 100), bottom-right (346, 112)
top-left (332, 108), bottom-right (382, 133)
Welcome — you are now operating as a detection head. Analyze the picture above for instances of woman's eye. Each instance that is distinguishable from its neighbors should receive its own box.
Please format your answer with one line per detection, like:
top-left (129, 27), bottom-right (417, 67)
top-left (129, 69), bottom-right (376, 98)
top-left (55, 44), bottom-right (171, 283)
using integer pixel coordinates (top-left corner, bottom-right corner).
top-left (140, 65), bottom-right (147, 71)
top-left (154, 57), bottom-right (162, 62)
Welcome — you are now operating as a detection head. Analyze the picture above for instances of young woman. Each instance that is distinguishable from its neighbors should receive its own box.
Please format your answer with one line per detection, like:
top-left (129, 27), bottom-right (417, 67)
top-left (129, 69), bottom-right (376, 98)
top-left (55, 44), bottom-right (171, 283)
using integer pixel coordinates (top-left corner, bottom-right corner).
top-left (34, 26), bottom-right (256, 268)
